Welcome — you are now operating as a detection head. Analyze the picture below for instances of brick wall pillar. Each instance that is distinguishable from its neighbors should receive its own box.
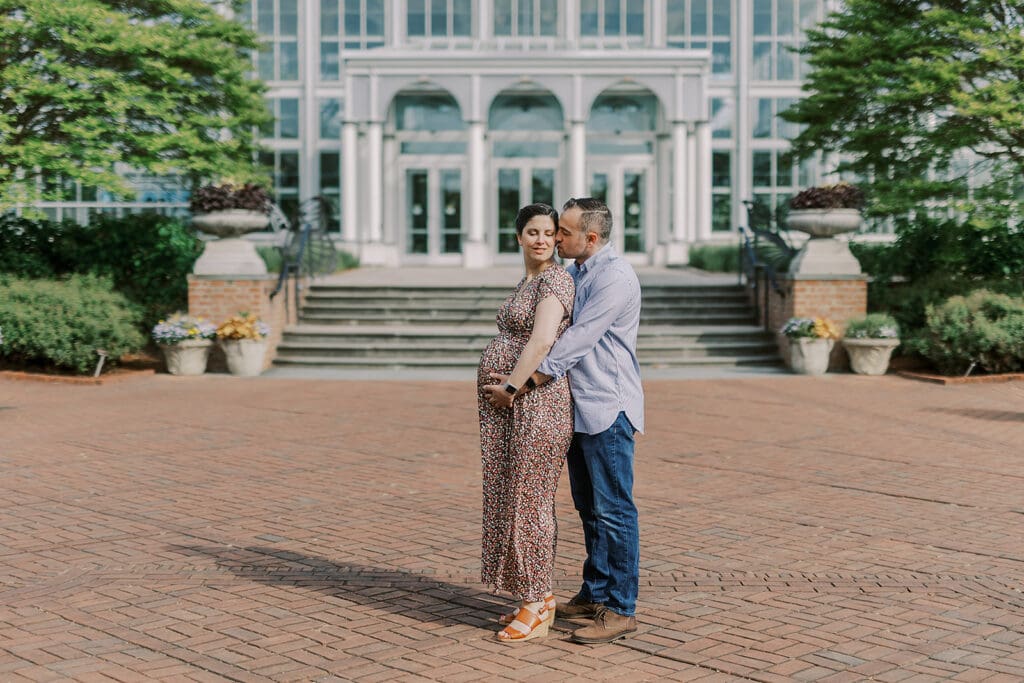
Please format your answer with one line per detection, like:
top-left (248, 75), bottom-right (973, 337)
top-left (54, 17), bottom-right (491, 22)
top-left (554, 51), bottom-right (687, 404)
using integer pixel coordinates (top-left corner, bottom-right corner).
top-left (760, 274), bottom-right (868, 371)
top-left (187, 275), bottom-right (293, 372)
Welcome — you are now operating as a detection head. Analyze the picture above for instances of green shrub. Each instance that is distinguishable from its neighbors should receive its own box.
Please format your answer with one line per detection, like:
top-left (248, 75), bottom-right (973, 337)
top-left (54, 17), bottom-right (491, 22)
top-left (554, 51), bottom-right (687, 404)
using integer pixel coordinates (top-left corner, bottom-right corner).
top-left (0, 275), bottom-right (146, 374)
top-left (67, 214), bottom-right (203, 326)
top-left (844, 313), bottom-right (900, 339)
top-left (0, 216), bottom-right (66, 278)
top-left (0, 214), bottom-right (202, 327)
top-left (689, 244), bottom-right (740, 272)
top-left (258, 243), bottom-right (358, 274)
top-left (910, 289), bottom-right (1024, 375)
top-left (257, 246), bottom-right (282, 273)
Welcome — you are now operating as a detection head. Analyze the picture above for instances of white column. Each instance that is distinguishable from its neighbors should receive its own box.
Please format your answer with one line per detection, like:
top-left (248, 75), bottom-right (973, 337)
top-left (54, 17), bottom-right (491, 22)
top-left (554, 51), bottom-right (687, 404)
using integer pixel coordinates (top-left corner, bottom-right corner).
top-left (477, 1), bottom-right (492, 44)
top-left (467, 121), bottom-right (486, 243)
top-left (650, 0), bottom-right (667, 47)
top-left (463, 120), bottom-right (490, 267)
top-left (686, 123), bottom-right (698, 243)
top-left (564, 0), bottom-right (578, 46)
top-left (569, 121), bottom-right (587, 198)
top-left (300, 0), bottom-right (318, 206)
top-left (664, 121), bottom-right (689, 265)
top-left (697, 122), bottom-right (713, 241)
top-left (671, 122), bottom-right (688, 243)
top-left (341, 121), bottom-right (358, 243)
top-left (366, 121), bottom-right (383, 242)
top-left (736, 0), bottom-right (752, 229)
top-left (389, 0), bottom-right (404, 45)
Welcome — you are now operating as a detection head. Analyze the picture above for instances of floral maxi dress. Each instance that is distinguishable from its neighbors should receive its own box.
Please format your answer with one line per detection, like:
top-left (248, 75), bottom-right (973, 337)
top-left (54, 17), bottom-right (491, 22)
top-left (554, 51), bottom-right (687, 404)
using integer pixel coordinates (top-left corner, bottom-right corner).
top-left (478, 266), bottom-right (575, 601)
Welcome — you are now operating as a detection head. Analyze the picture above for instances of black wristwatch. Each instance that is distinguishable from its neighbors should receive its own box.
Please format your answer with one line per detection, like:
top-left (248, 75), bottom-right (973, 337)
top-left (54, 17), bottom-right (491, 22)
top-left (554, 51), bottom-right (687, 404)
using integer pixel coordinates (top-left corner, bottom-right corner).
top-left (525, 376), bottom-right (537, 390)
top-left (503, 382), bottom-right (518, 395)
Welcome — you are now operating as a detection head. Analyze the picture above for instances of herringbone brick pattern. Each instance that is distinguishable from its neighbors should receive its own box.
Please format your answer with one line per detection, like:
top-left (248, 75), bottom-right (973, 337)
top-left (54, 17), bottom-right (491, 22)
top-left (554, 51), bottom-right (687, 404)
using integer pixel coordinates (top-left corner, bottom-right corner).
top-left (1, 374), bottom-right (1023, 681)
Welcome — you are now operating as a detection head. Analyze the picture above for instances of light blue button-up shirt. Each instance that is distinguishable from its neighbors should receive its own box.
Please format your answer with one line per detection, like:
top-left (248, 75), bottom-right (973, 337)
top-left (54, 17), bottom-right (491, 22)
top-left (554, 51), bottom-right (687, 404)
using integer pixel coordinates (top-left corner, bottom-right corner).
top-left (538, 243), bottom-right (645, 435)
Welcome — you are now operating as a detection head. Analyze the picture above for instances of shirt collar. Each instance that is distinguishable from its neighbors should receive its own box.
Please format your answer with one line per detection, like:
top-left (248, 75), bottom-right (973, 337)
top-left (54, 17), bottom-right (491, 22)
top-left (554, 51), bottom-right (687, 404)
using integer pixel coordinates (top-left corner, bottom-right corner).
top-left (576, 242), bottom-right (614, 276)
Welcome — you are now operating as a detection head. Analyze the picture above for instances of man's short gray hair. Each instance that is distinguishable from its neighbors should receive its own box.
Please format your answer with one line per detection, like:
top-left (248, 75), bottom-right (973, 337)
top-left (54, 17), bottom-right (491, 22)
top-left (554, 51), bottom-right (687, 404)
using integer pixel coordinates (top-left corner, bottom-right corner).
top-left (562, 197), bottom-right (612, 242)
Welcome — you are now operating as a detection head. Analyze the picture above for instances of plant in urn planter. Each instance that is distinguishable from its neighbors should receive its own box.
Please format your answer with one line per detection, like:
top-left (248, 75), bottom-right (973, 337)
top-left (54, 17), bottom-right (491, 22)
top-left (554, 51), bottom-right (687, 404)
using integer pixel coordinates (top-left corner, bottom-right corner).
top-left (152, 314), bottom-right (216, 376)
top-left (781, 316), bottom-right (840, 375)
top-left (842, 313), bottom-right (901, 375)
top-left (216, 312), bottom-right (271, 377)
top-left (786, 182), bottom-right (865, 275)
top-left (190, 183), bottom-right (272, 275)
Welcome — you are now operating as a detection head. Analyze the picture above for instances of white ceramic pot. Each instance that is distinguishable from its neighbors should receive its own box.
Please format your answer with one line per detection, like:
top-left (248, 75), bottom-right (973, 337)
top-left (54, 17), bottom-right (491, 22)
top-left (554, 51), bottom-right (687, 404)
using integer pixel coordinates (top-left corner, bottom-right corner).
top-left (160, 339), bottom-right (213, 376)
top-left (842, 338), bottom-right (900, 376)
top-left (789, 337), bottom-right (834, 376)
top-left (220, 339), bottom-right (267, 377)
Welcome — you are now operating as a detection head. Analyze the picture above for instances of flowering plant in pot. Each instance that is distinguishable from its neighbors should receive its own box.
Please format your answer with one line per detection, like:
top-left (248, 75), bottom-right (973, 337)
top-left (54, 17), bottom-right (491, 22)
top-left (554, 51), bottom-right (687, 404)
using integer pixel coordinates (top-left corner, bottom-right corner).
top-left (781, 316), bottom-right (840, 375)
top-left (152, 314), bottom-right (216, 376)
top-left (216, 312), bottom-right (271, 377)
top-left (842, 313), bottom-right (901, 375)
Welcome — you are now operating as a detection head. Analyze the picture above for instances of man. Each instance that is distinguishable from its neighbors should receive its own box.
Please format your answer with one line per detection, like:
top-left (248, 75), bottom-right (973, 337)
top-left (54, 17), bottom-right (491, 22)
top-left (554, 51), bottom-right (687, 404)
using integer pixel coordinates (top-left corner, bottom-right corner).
top-left (484, 197), bottom-right (644, 644)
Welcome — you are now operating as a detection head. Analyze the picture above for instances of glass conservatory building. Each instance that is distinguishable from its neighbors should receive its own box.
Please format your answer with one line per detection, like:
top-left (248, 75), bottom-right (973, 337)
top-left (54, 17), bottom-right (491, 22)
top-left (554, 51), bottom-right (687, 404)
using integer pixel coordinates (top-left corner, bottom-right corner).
top-left (44, 1), bottom-right (836, 267)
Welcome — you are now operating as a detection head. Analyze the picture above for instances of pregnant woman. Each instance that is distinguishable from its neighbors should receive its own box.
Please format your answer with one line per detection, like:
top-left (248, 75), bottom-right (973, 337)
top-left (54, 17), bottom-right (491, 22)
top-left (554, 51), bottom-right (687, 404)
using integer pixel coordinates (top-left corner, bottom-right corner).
top-left (478, 203), bottom-right (575, 643)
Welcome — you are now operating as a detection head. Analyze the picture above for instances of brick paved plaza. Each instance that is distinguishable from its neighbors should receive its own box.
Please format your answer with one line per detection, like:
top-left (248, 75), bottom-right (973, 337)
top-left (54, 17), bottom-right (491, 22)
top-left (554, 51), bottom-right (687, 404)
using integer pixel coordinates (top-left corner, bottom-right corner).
top-left (2, 373), bottom-right (1023, 682)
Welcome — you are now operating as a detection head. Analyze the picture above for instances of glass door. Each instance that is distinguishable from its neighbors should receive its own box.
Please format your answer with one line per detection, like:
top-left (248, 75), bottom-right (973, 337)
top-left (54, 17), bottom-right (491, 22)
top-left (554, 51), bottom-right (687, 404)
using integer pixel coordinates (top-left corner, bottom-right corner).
top-left (404, 166), bottom-right (463, 262)
top-left (589, 159), bottom-right (652, 255)
top-left (495, 163), bottom-right (556, 255)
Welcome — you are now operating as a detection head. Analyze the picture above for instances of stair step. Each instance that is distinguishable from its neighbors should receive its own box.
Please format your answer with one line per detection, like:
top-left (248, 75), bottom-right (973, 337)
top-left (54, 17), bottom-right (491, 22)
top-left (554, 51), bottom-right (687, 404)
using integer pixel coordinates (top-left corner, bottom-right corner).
top-left (272, 354), bottom-right (784, 369)
top-left (274, 282), bottom-right (780, 370)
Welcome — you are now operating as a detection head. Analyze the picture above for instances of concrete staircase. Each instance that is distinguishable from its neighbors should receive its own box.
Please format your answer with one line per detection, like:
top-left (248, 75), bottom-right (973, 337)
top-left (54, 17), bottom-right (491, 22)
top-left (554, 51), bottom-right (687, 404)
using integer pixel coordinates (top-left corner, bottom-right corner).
top-left (274, 281), bottom-right (782, 370)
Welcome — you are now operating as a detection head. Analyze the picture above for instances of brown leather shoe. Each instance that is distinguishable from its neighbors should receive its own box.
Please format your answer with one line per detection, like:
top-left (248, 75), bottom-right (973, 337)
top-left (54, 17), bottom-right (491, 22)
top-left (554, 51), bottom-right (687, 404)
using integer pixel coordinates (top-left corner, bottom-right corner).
top-left (570, 607), bottom-right (637, 644)
top-left (557, 592), bottom-right (602, 619)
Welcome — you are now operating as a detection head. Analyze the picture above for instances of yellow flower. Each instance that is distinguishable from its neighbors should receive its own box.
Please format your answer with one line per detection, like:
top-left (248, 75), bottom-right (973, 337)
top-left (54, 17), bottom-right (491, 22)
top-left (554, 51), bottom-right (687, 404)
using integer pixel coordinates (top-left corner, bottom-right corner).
top-left (813, 318), bottom-right (840, 339)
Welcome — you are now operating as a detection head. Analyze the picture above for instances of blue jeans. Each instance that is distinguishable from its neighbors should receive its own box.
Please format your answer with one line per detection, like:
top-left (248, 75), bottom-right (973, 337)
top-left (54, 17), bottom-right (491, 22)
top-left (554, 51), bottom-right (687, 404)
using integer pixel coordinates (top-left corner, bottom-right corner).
top-left (567, 411), bottom-right (639, 616)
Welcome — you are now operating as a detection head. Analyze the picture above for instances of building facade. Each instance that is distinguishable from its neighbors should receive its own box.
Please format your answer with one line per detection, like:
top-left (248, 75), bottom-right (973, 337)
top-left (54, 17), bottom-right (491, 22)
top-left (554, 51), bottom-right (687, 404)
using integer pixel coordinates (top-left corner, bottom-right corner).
top-left (42, 1), bottom-right (837, 267)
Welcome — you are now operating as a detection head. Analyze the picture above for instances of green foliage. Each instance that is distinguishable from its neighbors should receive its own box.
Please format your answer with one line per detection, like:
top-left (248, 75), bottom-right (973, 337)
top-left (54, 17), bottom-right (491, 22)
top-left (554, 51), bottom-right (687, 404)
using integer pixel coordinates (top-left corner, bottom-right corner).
top-left (258, 243), bottom-right (359, 274)
top-left (785, 1), bottom-right (1024, 219)
top-left (257, 246), bottom-right (282, 273)
top-left (72, 214), bottom-right (203, 325)
top-left (0, 274), bottom-right (146, 373)
top-left (690, 242), bottom-right (794, 274)
top-left (0, 214), bottom-right (203, 326)
top-left (911, 290), bottom-right (1024, 375)
top-left (689, 244), bottom-right (740, 272)
top-left (0, 0), bottom-right (271, 208)
top-left (844, 313), bottom-right (900, 340)
top-left (784, 0), bottom-right (1024, 315)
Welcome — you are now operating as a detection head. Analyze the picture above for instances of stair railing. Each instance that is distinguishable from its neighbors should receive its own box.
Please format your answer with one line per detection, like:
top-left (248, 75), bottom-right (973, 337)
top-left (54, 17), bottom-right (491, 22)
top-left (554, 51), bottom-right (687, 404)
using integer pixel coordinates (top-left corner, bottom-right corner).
top-left (269, 197), bottom-right (339, 324)
top-left (738, 225), bottom-right (785, 333)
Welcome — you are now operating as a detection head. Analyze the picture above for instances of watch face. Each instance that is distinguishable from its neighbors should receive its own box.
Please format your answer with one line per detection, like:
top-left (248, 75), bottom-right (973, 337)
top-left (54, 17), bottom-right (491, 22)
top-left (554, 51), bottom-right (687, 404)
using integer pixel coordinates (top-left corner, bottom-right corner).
top-left (504, 383), bottom-right (517, 394)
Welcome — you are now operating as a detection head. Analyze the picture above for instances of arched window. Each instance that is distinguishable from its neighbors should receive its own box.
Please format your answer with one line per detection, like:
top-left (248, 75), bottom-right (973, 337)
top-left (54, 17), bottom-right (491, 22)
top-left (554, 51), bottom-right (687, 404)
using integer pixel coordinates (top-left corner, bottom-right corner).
top-left (588, 93), bottom-right (657, 133)
top-left (394, 93), bottom-right (465, 131)
top-left (488, 94), bottom-right (563, 131)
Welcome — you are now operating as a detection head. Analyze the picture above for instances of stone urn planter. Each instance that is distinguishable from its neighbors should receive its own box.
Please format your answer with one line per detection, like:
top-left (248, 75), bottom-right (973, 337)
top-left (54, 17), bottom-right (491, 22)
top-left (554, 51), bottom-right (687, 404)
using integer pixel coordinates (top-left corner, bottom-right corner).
top-left (842, 338), bottom-right (901, 375)
top-left (785, 183), bottom-right (866, 276)
top-left (190, 184), bottom-right (272, 276)
top-left (191, 209), bottom-right (270, 238)
top-left (786, 208), bottom-right (863, 275)
top-left (159, 339), bottom-right (213, 376)
top-left (220, 339), bottom-right (267, 377)
top-left (789, 338), bottom-right (834, 376)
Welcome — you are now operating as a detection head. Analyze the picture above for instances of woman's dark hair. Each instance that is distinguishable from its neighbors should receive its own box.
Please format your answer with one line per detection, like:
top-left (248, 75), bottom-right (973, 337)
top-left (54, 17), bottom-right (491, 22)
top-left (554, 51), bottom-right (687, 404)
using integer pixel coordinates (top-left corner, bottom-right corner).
top-left (514, 203), bottom-right (558, 235)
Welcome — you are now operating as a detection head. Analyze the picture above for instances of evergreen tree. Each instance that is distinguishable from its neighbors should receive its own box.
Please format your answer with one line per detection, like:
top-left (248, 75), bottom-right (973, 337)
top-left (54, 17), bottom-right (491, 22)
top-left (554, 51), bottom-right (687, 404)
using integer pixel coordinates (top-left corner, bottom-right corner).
top-left (0, 0), bottom-right (270, 208)
top-left (783, 0), bottom-right (1024, 281)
